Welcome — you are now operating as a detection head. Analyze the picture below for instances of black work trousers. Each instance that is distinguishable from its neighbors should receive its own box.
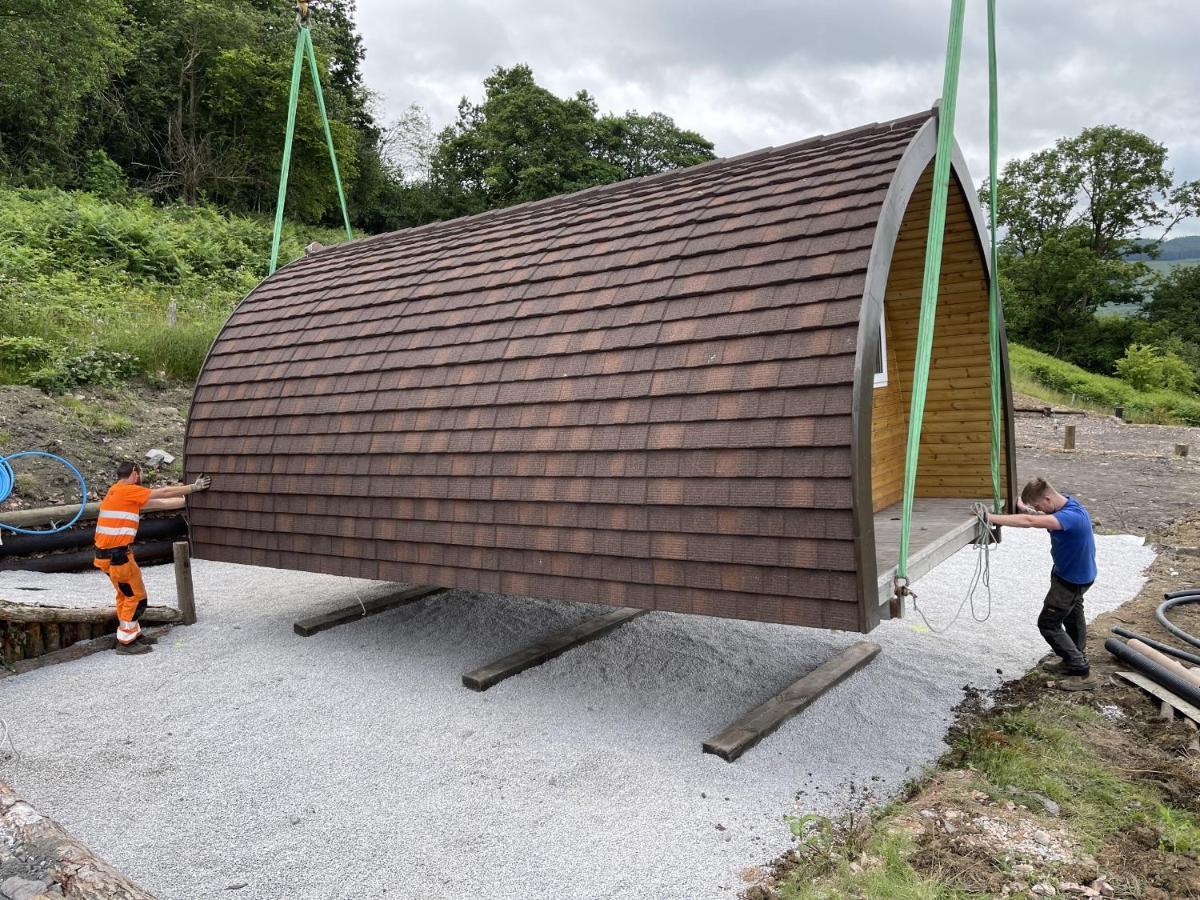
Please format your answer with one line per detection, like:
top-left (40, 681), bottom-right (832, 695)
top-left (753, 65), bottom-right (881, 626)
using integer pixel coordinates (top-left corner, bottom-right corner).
top-left (1037, 573), bottom-right (1091, 670)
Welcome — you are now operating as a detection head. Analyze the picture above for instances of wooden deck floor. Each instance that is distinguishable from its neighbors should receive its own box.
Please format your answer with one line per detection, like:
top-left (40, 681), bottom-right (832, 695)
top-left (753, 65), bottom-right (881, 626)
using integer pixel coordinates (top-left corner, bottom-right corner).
top-left (874, 497), bottom-right (988, 605)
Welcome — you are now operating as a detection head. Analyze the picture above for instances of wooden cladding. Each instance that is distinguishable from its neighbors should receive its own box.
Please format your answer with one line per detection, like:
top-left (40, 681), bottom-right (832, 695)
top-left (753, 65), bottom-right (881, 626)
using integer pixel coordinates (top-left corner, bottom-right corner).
top-left (869, 166), bottom-right (1009, 511)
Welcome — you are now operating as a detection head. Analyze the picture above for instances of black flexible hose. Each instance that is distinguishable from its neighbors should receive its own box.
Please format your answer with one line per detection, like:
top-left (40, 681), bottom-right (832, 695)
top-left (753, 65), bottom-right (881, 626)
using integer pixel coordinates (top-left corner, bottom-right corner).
top-left (1105, 638), bottom-right (1200, 709)
top-left (1164, 587), bottom-right (1200, 600)
top-left (1157, 592), bottom-right (1200, 651)
top-left (1110, 627), bottom-right (1200, 667)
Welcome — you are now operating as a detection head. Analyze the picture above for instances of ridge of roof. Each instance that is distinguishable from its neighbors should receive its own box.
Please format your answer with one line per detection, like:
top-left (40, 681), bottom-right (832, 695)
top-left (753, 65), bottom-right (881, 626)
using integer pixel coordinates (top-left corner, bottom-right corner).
top-left (294, 108), bottom-right (935, 268)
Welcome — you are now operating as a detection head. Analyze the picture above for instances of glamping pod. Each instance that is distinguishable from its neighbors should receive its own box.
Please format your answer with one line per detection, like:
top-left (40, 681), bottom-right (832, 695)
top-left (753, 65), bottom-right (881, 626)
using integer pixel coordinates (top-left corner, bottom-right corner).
top-left (185, 109), bottom-right (1016, 633)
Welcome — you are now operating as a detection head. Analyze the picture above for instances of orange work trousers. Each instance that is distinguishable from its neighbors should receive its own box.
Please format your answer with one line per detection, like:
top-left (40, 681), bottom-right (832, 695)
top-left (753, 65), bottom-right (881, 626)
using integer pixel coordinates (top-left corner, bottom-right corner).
top-left (94, 549), bottom-right (148, 643)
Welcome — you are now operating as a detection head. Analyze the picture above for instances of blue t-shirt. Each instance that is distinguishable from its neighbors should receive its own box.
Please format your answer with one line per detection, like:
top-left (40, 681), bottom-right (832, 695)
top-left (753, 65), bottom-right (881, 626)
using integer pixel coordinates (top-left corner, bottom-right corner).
top-left (1050, 496), bottom-right (1097, 585)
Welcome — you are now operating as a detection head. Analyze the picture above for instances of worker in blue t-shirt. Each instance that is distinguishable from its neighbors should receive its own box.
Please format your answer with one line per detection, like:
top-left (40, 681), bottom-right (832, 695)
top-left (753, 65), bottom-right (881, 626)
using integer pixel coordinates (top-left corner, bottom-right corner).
top-left (987, 477), bottom-right (1098, 692)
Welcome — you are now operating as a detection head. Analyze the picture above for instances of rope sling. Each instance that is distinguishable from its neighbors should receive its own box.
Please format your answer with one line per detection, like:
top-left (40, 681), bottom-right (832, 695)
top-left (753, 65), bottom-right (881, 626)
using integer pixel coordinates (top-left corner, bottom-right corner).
top-left (894, 0), bottom-right (1005, 604)
top-left (269, 2), bottom-right (353, 274)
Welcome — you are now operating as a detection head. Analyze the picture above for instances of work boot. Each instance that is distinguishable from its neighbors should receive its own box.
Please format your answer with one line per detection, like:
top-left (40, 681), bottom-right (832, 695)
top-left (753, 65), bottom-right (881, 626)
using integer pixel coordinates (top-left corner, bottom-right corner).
top-left (1038, 654), bottom-right (1067, 673)
top-left (1055, 669), bottom-right (1096, 692)
top-left (115, 640), bottom-right (152, 655)
top-left (134, 633), bottom-right (158, 646)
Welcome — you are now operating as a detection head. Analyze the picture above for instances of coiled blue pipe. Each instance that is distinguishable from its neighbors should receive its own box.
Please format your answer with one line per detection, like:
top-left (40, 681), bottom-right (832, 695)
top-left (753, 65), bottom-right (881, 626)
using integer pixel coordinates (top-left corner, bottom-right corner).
top-left (0, 451), bottom-right (89, 535)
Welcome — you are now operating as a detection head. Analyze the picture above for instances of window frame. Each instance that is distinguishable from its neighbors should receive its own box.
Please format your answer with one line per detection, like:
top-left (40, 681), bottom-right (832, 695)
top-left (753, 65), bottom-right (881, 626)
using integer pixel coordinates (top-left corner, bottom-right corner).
top-left (873, 304), bottom-right (889, 389)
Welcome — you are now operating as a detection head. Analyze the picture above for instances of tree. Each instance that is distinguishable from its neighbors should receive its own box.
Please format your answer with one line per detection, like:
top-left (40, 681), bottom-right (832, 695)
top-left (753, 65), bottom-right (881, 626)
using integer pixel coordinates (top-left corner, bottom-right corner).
top-left (592, 111), bottom-right (715, 179)
top-left (984, 126), bottom-right (1200, 260)
top-left (0, 0), bottom-right (132, 175)
top-left (981, 126), bottom-right (1200, 364)
top-left (431, 65), bottom-right (623, 215)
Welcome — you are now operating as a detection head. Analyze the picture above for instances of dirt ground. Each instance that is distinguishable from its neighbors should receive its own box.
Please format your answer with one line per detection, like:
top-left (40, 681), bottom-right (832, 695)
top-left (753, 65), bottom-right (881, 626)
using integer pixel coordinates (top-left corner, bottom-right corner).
top-left (1012, 396), bottom-right (1200, 535)
top-left (0, 383), bottom-right (191, 510)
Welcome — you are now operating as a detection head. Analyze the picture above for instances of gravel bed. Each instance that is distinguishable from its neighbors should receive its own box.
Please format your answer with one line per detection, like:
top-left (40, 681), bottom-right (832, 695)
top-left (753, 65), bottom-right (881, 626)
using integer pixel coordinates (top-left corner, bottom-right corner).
top-left (0, 528), bottom-right (1154, 899)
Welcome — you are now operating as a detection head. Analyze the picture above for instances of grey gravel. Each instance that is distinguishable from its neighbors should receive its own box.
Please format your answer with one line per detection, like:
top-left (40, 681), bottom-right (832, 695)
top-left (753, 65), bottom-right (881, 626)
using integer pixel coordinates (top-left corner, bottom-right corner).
top-left (0, 529), bottom-right (1153, 899)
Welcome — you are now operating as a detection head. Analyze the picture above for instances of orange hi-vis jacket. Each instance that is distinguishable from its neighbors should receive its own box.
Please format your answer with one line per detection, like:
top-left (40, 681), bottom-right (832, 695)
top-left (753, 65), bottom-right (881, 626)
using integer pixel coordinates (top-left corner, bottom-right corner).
top-left (95, 483), bottom-right (153, 549)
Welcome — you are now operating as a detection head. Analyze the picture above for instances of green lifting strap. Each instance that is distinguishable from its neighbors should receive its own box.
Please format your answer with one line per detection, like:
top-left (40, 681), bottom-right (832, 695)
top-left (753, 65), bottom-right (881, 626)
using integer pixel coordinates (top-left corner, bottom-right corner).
top-left (895, 0), bottom-right (966, 585)
top-left (987, 0), bottom-right (1004, 513)
top-left (268, 23), bottom-right (354, 275)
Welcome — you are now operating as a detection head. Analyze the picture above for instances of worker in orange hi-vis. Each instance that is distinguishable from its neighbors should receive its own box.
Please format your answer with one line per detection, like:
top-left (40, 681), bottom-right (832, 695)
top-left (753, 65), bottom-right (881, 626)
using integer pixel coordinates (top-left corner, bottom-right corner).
top-left (93, 461), bottom-right (211, 655)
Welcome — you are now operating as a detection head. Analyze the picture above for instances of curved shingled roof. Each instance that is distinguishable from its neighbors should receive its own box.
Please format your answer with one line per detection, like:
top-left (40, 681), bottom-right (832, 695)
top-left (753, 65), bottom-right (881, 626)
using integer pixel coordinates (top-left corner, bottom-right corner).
top-left (186, 109), bottom-right (967, 631)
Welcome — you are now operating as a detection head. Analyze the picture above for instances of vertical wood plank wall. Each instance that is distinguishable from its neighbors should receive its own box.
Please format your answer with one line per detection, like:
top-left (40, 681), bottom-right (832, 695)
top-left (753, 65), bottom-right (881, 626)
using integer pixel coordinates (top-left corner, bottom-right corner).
top-left (869, 166), bottom-right (1009, 511)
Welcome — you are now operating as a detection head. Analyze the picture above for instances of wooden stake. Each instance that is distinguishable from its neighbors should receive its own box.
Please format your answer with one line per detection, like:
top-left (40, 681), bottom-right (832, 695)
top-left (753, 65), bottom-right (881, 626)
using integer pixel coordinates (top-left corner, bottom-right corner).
top-left (173, 541), bottom-right (197, 626)
top-left (463, 608), bottom-right (648, 692)
top-left (1177, 444), bottom-right (1190, 458)
top-left (703, 641), bottom-right (882, 762)
top-left (1063, 424), bottom-right (1076, 450)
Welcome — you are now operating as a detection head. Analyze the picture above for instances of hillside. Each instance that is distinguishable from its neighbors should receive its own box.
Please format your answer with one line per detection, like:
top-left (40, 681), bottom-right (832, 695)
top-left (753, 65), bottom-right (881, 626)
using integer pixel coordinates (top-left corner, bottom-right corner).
top-left (1125, 234), bottom-right (1200, 261)
top-left (0, 185), bottom-right (343, 390)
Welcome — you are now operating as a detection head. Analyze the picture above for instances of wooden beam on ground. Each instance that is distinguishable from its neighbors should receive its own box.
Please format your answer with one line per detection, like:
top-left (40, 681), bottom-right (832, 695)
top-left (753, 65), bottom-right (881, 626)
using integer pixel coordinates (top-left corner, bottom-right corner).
top-left (1114, 670), bottom-right (1200, 726)
top-left (0, 779), bottom-right (156, 898)
top-left (703, 641), bottom-right (882, 762)
top-left (0, 626), bottom-right (172, 681)
top-left (462, 607), bottom-right (648, 692)
top-left (292, 586), bottom-right (444, 637)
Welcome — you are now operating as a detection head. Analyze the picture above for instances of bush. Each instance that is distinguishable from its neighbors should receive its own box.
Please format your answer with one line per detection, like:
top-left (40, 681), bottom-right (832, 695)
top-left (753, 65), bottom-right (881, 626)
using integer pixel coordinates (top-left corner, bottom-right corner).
top-left (1115, 344), bottom-right (1197, 393)
top-left (0, 182), bottom-right (345, 386)
top-left (1011, 344), bottom-right (1200, 425)
top-left (60, 349), bottom-right (141, 386)
top-left (0, 336), bottom-right (54, 372)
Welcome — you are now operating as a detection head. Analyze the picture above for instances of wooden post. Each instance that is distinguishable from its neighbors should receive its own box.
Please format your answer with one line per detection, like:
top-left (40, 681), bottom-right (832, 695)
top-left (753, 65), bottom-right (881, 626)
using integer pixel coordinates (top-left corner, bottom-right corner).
top-left (173, 541), bottom-right (197, 626)
top-left (1063, 424), bottom-right (1076, 450)
top-left (1177, 444), bottom-right (1190, 458)
top-left (1114, 405), bottom-right (1124, 420)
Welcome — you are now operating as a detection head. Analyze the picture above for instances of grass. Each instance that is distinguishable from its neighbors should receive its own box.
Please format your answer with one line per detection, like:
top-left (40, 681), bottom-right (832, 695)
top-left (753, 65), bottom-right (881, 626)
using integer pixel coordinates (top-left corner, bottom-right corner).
top-left (0, 183), bottom-right (344, 388)
top-left (771, 697), bottom-right (1200, 898)
top-left (55, 395), bottom-right (135, 436)
top-left (1010, 343), bottom-right (1200, 425)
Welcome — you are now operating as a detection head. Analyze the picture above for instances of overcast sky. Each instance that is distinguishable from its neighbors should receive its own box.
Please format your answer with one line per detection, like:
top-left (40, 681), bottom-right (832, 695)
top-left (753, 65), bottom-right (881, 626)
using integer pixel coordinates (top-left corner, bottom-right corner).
top-left (356, 0), bottom-right (1200, 234)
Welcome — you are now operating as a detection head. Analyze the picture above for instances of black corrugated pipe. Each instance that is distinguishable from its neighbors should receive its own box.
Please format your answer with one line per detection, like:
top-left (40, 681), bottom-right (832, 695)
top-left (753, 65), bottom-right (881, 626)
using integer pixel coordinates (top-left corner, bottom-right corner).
top-left (0, 540), bottom-right (177, 573)
top-left (1104, 637), bottom-right (1200, 709)
top-left (1157, 590), bottom-right (1200, 651)
top-left (0, 515), bottom-right (187, 558)
top-left (1111, 626), bottom-right (1200, 667)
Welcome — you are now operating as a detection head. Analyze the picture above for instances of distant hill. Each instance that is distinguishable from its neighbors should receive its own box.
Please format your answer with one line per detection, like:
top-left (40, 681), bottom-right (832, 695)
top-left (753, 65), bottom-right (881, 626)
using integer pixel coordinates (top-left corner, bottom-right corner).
top-left (1126, 235), bottom-right (1200, 261)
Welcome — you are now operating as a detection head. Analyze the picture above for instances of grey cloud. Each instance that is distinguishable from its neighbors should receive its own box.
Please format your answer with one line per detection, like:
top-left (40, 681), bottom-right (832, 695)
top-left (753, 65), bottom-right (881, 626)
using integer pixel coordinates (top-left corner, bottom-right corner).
top-left (355, 0), bottom-right (1200, 230)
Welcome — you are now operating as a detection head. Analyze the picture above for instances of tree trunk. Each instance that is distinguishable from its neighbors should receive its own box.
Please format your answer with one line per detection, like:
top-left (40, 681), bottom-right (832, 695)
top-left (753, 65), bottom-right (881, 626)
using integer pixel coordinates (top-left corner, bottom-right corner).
top-left (0, 600), bottom-right (181, 625)
top-left (0, 781), bottom-right (157, 899)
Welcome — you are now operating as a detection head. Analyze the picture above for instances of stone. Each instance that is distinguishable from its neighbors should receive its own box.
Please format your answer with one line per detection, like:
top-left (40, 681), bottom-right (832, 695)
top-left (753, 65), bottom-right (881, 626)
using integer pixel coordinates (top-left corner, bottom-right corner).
top-left (1, 877), bottom-right (55, 900)
top-left (1032, 793), bottom-right (1061, 815)
top-left (1090, 879), bottom-right (1115, 898)
top-left (1032, 830), bottom-right (1053, 847)
top-left (1032, 884), bottom-right (1057, 897)
top-left (1014, 864), bottom-right (1036, 875)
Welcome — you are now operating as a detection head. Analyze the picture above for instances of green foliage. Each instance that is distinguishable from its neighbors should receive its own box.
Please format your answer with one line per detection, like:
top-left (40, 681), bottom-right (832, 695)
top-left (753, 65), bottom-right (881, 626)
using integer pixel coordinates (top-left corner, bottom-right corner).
top-left (431, 65), bottom-right (715, 217)
top-left (984, 125), bottom-right (1200, 374)
top-left (1115, 343), bottom-right (1197, 393)
top-left (0, 0), bottom-right (132, 174)
top-left (592, 111), bottom-right (716, 179)
top-left (83, 151), bottom-right (131, 203)
top-left (0, 183), bottom-right (340, 388)
top-left (0, 336), bottom-right (54, 373)
top-left (1010, 344), bottom-right (1200, 425)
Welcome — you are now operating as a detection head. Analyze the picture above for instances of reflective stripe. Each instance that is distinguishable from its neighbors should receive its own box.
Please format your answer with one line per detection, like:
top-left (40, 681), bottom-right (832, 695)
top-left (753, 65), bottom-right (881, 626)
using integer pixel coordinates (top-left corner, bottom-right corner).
top-left (96, 525), bottom-right (138, 537)
top-left (117, 621), bottom-right (141, 643)
top-left (99, 509), bottom-right (140, 522)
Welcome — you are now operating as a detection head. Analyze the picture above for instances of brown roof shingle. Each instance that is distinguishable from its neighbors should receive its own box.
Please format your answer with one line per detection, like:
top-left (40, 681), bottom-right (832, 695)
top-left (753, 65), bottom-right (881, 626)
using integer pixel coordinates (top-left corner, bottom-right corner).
top-left (186, 110), bottom-right (933, 630)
